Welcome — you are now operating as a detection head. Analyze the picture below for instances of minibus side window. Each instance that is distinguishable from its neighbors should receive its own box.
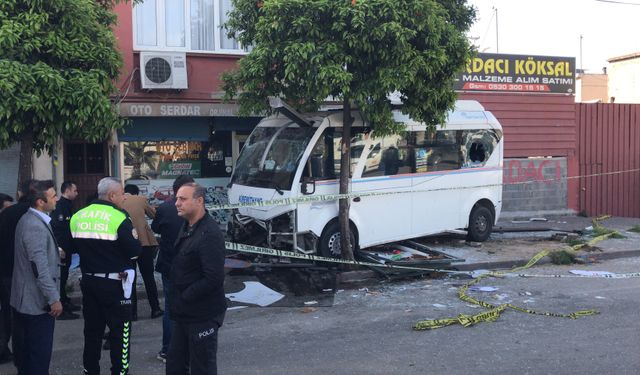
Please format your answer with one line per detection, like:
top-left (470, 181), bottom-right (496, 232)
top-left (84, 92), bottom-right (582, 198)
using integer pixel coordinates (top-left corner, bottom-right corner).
top-left (302, 128), bottom-right (365, 181)
top-left (461, 130), bottom-right (499, 168)
top-left (413, 130), bottom-right (462, 172)
top-left (361, 134), bottom-right (411, 178)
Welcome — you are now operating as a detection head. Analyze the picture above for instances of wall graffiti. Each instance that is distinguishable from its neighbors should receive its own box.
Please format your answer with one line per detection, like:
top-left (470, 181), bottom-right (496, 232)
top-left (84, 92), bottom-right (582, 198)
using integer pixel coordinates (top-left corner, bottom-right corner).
top-left (503, 159), bottom-right (562, 185)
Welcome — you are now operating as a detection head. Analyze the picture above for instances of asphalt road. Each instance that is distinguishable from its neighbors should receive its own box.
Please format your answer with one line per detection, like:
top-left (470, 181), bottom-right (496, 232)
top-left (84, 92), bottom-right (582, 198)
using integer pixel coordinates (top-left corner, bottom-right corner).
top-left (2, 257), bottom-right (640, 375)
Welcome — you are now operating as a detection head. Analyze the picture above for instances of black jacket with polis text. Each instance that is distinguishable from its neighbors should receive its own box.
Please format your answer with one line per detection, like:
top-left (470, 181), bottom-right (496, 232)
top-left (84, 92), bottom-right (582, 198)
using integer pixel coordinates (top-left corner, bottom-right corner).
top-left (169, 213), bottom-right (227, 323)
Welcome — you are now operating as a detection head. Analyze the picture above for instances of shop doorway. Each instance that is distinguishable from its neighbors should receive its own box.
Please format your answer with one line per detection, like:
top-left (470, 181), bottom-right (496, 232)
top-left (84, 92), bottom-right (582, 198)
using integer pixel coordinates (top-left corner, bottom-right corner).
top-left (64, 142), bottom-right (108, 210)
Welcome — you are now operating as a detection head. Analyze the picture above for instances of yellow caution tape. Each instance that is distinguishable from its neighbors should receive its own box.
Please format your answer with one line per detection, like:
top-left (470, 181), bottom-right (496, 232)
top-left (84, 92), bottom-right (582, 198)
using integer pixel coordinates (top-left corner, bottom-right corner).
top-left (225, 241), bottom-right (471, 275)
top-left (207, 168), bottom-right (640, 212)
top-left (413, 219), bottom-right (621, 331)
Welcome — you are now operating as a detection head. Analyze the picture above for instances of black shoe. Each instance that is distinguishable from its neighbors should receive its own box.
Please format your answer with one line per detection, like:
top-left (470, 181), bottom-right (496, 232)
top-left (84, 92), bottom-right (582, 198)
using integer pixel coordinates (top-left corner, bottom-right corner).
top-left (57, 310), bottom-right (80, 320)
top-left (102, 339), bottom-right (110, 351)
top-left (63, 301), bottom-right (81, 312)
top-left (150, 309), bottom-right (164, 319)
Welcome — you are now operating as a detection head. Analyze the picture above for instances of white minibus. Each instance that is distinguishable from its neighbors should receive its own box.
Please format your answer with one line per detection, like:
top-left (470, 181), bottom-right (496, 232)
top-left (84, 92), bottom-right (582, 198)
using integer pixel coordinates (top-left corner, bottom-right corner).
top-left (227, 100), bottom-right (503, 257)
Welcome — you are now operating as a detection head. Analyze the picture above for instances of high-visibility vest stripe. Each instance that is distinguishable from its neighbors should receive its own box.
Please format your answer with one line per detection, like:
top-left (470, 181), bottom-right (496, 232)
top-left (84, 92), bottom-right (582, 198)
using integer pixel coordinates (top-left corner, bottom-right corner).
top-left (72, 231), bottom-right (118, 241)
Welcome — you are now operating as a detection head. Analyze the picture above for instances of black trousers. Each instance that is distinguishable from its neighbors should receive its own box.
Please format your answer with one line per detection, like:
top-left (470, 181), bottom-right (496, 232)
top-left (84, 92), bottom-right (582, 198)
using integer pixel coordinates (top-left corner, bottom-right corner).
top-left (0, 277), bottom-right (12, 358)
top-left (60, 255), bottom-right (72, 304)
top-left (12, 309), bottom-right (55, 375)
top-left (132, 246), bottom-right (160, 314)
top-left (81, 275), bottom-right (133, 375)
top-left (166, 318), bottom-right (220, 375)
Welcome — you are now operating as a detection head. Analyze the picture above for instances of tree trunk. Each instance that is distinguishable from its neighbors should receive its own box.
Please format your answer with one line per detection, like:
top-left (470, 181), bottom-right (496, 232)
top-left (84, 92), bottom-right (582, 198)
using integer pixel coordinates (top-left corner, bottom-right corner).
top-left (339, 98), bottom-right (355, 260)
top-left (17, 129), bottom-right (34, 189)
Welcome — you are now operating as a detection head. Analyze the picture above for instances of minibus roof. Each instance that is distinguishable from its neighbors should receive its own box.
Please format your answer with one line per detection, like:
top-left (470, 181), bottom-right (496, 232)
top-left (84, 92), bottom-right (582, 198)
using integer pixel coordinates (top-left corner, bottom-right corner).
top-left (257, 100), bottom-right (500, 130)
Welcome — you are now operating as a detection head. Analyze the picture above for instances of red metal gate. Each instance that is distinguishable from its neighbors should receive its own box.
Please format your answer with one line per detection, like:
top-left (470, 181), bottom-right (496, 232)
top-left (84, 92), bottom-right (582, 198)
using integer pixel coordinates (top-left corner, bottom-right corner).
top-left (577, 103), bottom-right (640, 217)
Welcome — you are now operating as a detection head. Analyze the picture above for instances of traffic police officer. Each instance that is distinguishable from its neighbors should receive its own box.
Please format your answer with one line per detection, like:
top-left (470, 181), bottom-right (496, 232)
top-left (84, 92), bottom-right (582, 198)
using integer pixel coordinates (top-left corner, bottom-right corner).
top-left (50, 180), bottom-right (81, 319)
top-left (71, 177), bottom-right (142, 375)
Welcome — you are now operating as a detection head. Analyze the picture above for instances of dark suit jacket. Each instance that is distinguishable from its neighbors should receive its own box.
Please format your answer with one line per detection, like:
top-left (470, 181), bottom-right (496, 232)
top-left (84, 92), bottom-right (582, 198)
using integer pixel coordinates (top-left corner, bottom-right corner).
top-left (152, 198), bottom-right (184, 277)
top-left (0, 200), bottom-right (30, 278)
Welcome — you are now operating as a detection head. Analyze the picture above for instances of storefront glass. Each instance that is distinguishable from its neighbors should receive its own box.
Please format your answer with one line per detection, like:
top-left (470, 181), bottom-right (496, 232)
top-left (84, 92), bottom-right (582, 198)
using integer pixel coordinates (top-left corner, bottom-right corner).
top-left (123, 134), bottom-right (233, 226)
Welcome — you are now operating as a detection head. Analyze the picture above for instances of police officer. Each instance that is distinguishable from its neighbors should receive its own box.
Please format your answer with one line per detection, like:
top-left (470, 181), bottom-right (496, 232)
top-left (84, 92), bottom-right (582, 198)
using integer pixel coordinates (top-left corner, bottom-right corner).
top-left (50, 181), bottom-right (80, 319)
top-left (71, 177), bottom-right (142, 375)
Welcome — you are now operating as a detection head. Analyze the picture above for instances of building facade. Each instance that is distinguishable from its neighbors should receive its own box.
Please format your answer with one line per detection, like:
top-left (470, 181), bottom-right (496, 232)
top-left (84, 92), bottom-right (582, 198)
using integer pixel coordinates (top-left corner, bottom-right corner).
top-left (607, 52), bottom-right (640, 104)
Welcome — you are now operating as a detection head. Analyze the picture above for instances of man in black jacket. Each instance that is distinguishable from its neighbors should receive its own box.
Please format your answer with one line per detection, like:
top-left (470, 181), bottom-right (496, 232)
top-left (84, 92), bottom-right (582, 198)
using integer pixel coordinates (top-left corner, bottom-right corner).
top-left (50, 180), bottom-right (81, 320)
top-left (0, 179), bottom-right (34, 365)
top-left (151, 174), bottom-right (194, 362)
top-left (166, 183), bottom-right (226, 375)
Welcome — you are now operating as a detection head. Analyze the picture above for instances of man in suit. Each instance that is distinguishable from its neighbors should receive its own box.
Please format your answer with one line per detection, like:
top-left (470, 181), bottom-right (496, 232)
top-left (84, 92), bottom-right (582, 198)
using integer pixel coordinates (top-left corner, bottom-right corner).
top-left (11, 180), bottom-right (63, 374)
top-left (121, 184), bottom-right (162, 321)
top-left (50, 181), bottom-right (81, 320)
top-left (0, 180), bottom-right (35, 366)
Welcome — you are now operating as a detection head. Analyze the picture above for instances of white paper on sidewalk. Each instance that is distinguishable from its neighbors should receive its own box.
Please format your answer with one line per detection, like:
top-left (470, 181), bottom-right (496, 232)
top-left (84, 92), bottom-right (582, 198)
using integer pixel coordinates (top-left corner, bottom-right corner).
top-left (225, 281), bottom-right (285, 307)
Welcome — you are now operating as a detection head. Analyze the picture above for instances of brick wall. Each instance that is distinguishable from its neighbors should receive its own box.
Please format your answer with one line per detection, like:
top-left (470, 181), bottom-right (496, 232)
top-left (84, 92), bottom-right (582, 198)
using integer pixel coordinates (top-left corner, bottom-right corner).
top-left (501, 157), bottom-right (570, 217)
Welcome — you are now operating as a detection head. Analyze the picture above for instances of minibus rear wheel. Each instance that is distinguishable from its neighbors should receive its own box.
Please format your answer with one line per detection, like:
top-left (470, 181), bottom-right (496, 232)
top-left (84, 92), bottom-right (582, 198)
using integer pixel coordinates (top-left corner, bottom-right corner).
top-left (467, 205), bottom-right (493, 242)
top-left (319, 221), bottom-right (357, 259)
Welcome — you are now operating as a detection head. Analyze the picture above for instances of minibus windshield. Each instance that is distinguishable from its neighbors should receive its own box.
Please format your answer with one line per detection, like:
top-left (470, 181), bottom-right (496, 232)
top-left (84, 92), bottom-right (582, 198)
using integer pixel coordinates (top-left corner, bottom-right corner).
top-left (232, 125), bottom-right (317, 190)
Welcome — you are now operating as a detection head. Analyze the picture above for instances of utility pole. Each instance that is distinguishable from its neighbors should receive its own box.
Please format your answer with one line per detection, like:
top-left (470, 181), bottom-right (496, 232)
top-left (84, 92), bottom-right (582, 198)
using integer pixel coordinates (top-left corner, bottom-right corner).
top-left (580, 34), bottom-right (583, 72)
top-left (494, 7), bottom-right (499, 53)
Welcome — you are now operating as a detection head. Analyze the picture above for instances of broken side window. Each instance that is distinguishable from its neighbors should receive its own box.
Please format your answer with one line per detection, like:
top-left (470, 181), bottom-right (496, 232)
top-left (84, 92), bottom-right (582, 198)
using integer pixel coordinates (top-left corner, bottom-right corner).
top-left (461, 130), bottom-right (500, 168)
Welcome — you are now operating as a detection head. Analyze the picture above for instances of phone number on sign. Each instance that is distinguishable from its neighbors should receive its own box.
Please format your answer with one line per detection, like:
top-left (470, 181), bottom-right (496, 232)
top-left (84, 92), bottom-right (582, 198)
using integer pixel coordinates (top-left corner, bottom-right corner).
top-left (466, 83), bottom-right (550, 91)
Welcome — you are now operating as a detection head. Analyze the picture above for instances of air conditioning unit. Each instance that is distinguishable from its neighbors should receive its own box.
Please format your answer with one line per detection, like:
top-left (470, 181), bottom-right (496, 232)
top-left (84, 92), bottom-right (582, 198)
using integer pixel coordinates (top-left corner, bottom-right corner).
top-left (140, 52), bottom-right (188, 90)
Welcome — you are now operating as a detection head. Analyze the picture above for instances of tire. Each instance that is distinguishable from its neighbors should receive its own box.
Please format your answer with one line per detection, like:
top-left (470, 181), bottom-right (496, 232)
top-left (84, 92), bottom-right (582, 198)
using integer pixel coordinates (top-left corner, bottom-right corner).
top-left (319, 221), bottom-right (357, 258)
top-left (467, 205), bottom-right (494, 242)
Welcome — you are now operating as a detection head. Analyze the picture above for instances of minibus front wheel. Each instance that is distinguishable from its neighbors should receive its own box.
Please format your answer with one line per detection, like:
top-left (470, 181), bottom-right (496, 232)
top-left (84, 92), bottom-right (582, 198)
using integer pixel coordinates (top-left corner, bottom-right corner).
top-left (467, 204), bottom-right (494, 242)
top-left (319, 221), bottom-right (357, 258)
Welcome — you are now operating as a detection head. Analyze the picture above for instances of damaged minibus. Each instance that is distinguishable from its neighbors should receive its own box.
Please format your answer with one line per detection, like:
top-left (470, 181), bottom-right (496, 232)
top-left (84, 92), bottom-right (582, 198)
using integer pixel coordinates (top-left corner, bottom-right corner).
top-left (227, 100), bottom-right (503, 257)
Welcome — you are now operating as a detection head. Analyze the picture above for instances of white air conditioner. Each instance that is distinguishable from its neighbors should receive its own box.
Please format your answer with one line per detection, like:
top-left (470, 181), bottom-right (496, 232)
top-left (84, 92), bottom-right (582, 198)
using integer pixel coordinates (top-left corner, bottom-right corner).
top-left (140, 52), bottom-right (188, 90)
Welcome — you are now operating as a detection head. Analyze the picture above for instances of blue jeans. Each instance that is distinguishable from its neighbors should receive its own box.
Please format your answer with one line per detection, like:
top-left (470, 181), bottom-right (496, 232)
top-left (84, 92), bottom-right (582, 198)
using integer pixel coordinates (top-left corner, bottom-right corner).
top-left (161, 275), bottom-right (174, 354)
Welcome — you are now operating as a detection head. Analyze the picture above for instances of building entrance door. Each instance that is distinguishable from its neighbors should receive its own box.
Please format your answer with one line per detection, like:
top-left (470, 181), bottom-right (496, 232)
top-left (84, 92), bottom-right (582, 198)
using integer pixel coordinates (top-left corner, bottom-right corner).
top-left (64, 142), bottom-right (108, 210)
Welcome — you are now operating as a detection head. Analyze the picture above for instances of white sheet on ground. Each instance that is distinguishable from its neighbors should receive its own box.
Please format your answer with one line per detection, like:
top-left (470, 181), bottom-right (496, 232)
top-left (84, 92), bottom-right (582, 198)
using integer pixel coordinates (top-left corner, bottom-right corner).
top-left (225, 281), bottom-right (285, 307)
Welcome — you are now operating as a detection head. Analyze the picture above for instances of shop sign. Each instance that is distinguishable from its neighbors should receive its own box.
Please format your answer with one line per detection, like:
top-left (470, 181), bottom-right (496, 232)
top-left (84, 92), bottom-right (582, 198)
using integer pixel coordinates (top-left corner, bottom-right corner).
top-left (454, 53), bottom-right (575, 94)
top-left (119, 103), bottom-right (239, 117)
top-left (158, 161), bottom-right (201, 179)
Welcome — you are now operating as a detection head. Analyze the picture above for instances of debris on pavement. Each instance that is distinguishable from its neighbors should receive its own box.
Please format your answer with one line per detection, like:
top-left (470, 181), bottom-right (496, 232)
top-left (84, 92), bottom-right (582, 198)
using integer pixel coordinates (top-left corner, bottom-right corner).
top-left (225, 281), bottom-right (285, 307)
top-left (468, 286), bottom-right (499, 292)
top-left (301, 307), bottom-right (318, 313)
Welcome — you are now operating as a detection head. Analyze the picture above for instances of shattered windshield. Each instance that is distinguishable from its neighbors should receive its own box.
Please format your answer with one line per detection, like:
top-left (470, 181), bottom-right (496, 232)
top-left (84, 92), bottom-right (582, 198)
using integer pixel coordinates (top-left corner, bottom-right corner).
top-left (231, 124), bottom-right (317, 190)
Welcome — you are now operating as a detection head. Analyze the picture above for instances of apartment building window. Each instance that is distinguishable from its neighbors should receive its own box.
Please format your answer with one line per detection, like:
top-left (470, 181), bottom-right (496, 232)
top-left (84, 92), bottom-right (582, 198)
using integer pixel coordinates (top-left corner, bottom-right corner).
top-left (134, 0), bottom-right (244, 53)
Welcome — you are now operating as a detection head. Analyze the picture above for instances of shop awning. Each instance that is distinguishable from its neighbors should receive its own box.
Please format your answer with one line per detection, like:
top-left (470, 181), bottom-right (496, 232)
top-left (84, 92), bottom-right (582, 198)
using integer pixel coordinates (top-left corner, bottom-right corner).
top-left (118, 117), bottom-right (261, 141)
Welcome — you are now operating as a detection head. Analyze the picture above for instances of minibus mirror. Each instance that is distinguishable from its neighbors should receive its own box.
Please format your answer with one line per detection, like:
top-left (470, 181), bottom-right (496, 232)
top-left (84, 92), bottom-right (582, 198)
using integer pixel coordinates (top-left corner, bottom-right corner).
top-left (301, 179), bottom-right (316, 195)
